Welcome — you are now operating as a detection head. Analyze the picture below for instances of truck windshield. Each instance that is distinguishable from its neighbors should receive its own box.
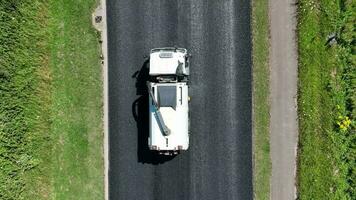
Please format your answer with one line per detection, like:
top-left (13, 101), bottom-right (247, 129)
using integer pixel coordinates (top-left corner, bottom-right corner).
top-left (157, 85), bottom-right (176, 109)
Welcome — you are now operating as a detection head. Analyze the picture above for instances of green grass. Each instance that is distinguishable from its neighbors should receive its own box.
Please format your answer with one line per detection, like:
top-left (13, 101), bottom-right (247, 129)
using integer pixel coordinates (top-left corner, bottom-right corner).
top-left (0, 0), bottom-right (103, 199)
top-left (0, 1), bottom-right (51, 199)
top-left (297, 0), bottom-right (355, 199)
top-left (49, 0), bottom-right (103, 199)
top-left (252, 0), bottom-right (271, 199)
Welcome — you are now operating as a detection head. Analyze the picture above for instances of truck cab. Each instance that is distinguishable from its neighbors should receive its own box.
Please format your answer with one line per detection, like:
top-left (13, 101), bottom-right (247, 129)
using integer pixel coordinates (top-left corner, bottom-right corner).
top-left (147, 47), bottom-right (190, 155)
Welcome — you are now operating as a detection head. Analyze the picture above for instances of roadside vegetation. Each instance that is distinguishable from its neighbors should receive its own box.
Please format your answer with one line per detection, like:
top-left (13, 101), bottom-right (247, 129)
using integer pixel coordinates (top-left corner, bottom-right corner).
top-left (252, 0), bottom-right (271, 199)
top-left (297, 0), bottom-right (355, 199)
top-left (0, 0), bottom-right (103, 199)
top-left (0, 1), bottom-right (51, 199)
top-left (49, 0), bottom-right (103, 199)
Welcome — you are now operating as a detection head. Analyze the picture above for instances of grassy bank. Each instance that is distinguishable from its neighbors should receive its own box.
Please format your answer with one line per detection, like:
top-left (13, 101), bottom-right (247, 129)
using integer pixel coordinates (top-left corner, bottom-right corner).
top-left (0, 1), bottom-right (51, 199)
top-left (0, 0), bottom-right (103, 199)
top-left (252, 0), bottom-right (271, 199)
top-left (297, 0), bottom-right (355, 199)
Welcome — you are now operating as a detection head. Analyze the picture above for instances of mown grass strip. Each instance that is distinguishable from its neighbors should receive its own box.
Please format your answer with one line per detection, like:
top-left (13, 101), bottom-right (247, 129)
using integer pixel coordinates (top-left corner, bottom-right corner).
top-left (297, 0), bottom-right (355, 199)
top-left (49, 0), bottom-right (104, 199)
top-left (252, 0), bottom-right (271, 199)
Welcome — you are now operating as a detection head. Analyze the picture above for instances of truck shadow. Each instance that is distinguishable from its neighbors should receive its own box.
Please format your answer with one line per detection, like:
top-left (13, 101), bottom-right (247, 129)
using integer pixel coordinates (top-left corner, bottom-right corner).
top-left (132, 59), bottom-right (176, 164)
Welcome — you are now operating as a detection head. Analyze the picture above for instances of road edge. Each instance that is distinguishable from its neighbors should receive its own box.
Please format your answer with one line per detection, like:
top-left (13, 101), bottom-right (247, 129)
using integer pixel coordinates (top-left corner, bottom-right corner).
top-left (92, 1), bottom-right (109, 200)
top-left (100, 1), bottom-right (109, 199)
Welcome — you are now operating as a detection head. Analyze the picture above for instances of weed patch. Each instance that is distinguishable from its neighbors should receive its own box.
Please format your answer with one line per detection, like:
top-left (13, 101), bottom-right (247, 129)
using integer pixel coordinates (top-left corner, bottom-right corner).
top-left (297, 0), bottom-right (355, 199)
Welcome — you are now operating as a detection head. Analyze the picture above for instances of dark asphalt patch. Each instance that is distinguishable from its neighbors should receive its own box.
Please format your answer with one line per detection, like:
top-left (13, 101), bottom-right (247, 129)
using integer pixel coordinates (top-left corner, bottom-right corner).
top-left (108, 0), bottom-right (252, 199)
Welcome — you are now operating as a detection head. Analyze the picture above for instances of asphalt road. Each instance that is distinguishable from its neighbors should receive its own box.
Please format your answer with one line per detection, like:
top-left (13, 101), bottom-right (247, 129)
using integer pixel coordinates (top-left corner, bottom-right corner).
top-left (107, 1), bottom-right (252, 199)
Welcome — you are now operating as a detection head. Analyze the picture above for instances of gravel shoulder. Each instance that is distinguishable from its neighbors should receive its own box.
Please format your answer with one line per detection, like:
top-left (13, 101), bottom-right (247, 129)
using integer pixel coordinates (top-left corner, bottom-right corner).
top-left (269, 0), bottom-right (298, 199)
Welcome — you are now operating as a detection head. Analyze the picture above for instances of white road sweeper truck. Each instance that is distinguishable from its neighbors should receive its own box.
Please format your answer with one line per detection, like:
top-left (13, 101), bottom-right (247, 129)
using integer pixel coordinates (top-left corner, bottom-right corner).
top-left (147, 47), bottom-right (190, 155)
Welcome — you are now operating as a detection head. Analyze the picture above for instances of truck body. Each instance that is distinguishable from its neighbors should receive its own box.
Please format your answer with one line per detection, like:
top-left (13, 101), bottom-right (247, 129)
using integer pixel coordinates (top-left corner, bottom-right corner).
top-left (147, 47), bottom-right (190, 155)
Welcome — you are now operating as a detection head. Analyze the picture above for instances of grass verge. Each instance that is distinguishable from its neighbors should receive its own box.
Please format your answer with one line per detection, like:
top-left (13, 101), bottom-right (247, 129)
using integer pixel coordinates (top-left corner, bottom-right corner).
top-left (49, 0), bottom-right (104, 199)
top-left (252, 0), bottom-right (271, 199)
top-left (0, 0), bottom-right (103, 199)
top-left (297, 0), bottom-right (355, 199)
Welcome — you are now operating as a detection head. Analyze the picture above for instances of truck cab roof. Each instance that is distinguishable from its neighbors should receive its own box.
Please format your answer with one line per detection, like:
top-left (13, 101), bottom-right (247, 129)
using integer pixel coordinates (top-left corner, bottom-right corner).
top-left (149, 48), bottom-right (189, 76)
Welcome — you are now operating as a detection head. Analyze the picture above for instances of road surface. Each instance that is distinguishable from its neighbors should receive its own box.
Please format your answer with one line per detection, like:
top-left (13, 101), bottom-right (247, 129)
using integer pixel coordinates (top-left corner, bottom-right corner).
top-left (269, 0), bottom-right (298, 199)
top-left (107, 1), bottom-right (252, 199)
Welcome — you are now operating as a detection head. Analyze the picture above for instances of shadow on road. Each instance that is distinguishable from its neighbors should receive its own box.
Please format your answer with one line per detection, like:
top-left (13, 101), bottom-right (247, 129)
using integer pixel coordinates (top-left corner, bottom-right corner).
top-left (132, 59), bottom-right (176, 164)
